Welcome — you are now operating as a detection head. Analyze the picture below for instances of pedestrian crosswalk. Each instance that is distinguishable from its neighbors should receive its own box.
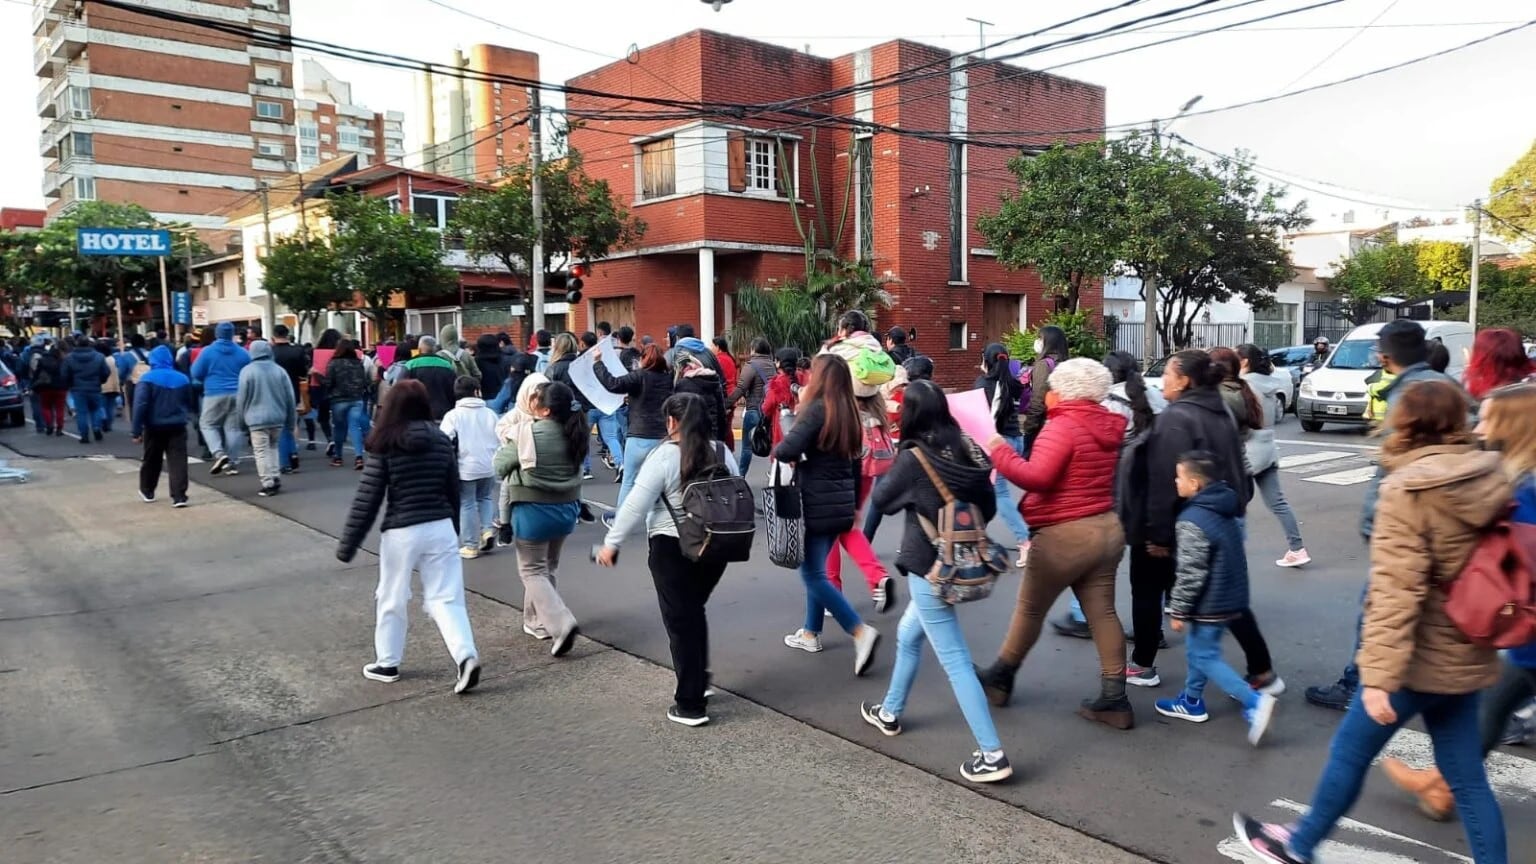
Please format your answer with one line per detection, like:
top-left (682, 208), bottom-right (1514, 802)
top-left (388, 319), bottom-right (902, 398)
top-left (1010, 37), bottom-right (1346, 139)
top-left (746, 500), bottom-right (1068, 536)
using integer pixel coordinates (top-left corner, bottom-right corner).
top-left (1277, 447), bottom-right (1377, 487)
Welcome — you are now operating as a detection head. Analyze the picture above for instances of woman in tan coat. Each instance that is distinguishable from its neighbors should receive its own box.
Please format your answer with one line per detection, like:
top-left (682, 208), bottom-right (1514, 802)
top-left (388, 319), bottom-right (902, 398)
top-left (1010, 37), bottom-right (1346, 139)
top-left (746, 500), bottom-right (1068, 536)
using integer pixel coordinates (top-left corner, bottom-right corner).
top-left (1235, 379), bottom-right (1509, 864)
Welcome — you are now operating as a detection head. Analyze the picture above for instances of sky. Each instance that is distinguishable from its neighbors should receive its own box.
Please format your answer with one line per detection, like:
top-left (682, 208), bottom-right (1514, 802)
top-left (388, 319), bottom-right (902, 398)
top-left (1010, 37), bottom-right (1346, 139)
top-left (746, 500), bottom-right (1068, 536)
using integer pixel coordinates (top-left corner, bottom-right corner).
top-left (6, 0), bottom-right (1536, 230)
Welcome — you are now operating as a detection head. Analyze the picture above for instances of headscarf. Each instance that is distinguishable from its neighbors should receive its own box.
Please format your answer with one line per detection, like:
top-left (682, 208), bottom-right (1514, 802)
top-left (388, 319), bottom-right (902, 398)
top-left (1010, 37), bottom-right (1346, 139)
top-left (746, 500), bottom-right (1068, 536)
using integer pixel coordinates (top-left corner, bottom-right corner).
top-left (495, 372), bottom-right (549, 469)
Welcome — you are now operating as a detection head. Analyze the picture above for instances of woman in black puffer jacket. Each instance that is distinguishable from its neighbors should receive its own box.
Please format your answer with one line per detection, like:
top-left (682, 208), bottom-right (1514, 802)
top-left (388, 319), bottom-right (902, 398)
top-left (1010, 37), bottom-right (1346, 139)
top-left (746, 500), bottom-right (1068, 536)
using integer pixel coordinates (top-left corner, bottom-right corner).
top-left (337, 379), bottom-right (481, 695)
top-left (594, 342), bottom-right (673, 510)
top-left (773, 353), bottom-right (882, 678)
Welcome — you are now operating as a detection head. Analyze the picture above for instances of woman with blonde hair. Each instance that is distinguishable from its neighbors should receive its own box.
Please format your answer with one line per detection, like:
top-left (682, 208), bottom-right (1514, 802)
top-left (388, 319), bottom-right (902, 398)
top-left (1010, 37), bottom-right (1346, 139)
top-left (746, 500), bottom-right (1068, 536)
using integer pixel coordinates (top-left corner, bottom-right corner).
top-left (1236, 379), bottom-right (1509, 864)
top-left (1379, 381), bottom-right (1536, 821)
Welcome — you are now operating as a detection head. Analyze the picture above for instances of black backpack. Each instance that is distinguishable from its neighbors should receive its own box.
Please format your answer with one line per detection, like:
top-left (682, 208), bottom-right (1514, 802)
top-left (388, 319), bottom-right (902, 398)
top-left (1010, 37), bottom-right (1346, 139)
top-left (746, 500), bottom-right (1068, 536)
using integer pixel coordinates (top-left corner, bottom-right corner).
top-left (663, 443), bottom-right (756, 563)
top-left (32, 352), bottom-right (61, 389)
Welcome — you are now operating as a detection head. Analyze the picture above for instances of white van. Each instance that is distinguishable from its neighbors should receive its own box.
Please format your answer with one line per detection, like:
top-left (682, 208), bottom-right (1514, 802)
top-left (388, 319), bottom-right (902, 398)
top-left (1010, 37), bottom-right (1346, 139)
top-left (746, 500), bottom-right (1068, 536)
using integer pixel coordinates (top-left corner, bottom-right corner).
top-left (1296, 320), bottom-right (1474, 432)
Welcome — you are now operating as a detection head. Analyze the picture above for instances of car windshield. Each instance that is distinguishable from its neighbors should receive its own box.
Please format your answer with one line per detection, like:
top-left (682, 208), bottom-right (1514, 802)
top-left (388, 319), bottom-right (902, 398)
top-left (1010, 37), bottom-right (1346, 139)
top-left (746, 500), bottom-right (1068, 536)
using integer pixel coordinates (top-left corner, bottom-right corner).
top-left (1327, 339), bottom-right (1381, 371)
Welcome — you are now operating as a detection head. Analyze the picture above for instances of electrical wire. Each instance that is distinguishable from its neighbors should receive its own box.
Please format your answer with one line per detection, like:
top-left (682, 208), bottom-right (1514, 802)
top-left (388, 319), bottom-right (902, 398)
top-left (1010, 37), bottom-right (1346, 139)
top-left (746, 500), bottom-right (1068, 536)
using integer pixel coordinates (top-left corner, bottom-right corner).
top-left (1275, 0), bottom-right (1400, 92)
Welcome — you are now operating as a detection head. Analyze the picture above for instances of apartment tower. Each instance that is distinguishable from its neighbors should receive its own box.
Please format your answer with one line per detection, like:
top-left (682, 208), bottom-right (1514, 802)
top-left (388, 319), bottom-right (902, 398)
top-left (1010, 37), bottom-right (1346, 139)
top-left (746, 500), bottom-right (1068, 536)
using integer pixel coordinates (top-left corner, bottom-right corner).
top-left (416, 44), bottom-right (539, 181)
top-left (33, 0), bottom-right (296, 245)
top-left (294, 58), bottom-right (406, 171)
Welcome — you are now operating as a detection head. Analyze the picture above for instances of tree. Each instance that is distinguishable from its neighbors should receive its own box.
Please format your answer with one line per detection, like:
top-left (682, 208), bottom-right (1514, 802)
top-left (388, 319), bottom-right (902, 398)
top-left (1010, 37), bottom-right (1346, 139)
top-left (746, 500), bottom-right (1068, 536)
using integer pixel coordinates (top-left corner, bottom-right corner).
top-left (1326, 242), bottom-right (1426, 325)
top-left (1485, 140), bottom-right (1536, 244)
top-left (977, 141), bottom-right (1120, 312)
top-left (451, 149), bottom-right (644, 329)
top-left (1410, 240), bottom-right (1472, 293)
top-left (1154, 151), bottom-right (1309, 350)
top-left (328, 193), bottom-right (458, 332)
top-left (731, 282), bottom-right (828, 354)
top-left (1444, 262), bottom-right (1536, 333)
top-left (261, 234), bottom-right (348, 336)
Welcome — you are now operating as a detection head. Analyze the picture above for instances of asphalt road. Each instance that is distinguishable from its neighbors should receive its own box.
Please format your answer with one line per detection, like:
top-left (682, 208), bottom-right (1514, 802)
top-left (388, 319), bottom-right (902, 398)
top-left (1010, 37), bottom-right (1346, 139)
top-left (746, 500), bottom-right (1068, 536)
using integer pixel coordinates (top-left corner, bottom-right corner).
top-left (2, 413), bottom-right (1532, 863)
top-left (0, 454), bottom-right (1150, 864)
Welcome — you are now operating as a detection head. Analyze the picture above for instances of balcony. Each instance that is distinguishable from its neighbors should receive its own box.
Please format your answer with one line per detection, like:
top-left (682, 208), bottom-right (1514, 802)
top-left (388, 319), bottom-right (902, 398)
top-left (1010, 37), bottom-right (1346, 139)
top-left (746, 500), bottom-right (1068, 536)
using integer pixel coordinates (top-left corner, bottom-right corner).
top-left (39, 127), bottom-right (58, 158)
top-left (48, 20), bottom-right (87, 63)
top-left (37, 84), bottom-right (55, 117)
top-left (34, 43), bottom-right (52, 77)
top-left (42, 169), bottom-right (62, 199)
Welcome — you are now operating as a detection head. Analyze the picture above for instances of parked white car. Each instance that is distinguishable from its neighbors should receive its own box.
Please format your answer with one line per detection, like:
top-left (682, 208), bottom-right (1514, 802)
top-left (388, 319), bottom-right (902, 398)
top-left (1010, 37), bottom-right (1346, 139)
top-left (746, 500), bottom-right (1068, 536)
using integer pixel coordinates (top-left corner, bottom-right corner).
top-left (1296, 320), bottom-right (1474, 433)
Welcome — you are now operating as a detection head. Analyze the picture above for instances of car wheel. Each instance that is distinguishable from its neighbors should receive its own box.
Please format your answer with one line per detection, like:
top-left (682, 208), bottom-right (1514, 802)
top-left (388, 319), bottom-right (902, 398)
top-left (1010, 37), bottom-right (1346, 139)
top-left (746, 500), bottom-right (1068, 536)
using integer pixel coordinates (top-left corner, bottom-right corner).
top-left (1301, 419), bottom-right (1324, 433)
top-left (1276, 394), bottom-right (1287, 416)
top-left (8, 410), bottom-right (20, 427)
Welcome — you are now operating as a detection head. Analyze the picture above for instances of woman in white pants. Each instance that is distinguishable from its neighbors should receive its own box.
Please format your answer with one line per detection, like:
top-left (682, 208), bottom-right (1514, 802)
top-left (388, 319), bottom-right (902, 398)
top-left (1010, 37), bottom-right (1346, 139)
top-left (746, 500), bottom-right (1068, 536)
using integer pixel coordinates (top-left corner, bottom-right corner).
top-left (337, 379), bottom-right (481, 694)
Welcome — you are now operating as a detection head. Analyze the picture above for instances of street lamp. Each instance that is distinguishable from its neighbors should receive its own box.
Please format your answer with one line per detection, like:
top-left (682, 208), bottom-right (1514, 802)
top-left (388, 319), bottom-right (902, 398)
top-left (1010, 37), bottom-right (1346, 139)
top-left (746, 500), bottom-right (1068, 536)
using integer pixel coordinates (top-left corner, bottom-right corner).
top-left (701, 0), bottom-right (731, 9)
top-left (1143, 95), bottom-right (1202, 370)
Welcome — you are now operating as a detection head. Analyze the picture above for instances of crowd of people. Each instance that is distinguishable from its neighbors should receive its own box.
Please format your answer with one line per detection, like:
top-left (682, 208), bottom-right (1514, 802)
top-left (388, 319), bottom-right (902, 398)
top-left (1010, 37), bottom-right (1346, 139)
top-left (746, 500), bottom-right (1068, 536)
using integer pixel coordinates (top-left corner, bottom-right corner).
top-left (7, 314), bottom-right (1534, 862)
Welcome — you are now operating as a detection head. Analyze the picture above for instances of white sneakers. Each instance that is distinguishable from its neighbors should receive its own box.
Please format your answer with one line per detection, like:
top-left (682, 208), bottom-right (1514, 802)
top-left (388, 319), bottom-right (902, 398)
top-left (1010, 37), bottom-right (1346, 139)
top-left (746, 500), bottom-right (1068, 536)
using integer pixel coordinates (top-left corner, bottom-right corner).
top-left (784, 629), bottom-right (823, 653)
top-left (1276, 549), bottom-right (1311, 568)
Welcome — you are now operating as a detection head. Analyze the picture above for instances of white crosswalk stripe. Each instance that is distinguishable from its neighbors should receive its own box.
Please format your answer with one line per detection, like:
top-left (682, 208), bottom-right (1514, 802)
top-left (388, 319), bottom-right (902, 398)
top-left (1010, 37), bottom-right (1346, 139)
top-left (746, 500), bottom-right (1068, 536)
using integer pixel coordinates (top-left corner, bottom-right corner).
top-left (1275, 445), bottom-right (1379, 487)
top-left (1278, 451), bottom-right (1356, 469)
top-left (1303, 466), bottom-right (1379, 486)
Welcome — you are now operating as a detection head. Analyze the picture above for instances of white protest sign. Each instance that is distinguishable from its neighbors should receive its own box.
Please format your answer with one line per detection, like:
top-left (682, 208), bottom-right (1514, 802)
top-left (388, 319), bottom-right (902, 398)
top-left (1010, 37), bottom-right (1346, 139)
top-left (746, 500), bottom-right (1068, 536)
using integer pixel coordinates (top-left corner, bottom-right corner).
top-left (569, 345), bottom-right (626, 416)
top-left (596, 336), bottom-right (628, 377)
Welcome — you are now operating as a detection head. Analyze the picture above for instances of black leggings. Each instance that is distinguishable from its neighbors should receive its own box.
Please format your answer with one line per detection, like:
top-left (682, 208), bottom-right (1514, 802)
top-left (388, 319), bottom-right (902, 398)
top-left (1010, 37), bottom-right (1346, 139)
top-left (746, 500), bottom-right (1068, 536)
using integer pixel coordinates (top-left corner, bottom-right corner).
top-left (1129, 544), bottom-right (1274, 676)
top-left (647, 534), bottom-right (725, 714)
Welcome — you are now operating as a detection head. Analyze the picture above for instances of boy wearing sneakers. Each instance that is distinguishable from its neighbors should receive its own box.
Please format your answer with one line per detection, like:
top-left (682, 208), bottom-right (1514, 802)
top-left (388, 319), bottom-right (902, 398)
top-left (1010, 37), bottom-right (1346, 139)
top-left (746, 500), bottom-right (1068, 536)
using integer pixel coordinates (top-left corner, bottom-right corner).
top-left (440, 376), bottom-right (501, 559)
top-left (1155, 451), bottom-right (1277, 746)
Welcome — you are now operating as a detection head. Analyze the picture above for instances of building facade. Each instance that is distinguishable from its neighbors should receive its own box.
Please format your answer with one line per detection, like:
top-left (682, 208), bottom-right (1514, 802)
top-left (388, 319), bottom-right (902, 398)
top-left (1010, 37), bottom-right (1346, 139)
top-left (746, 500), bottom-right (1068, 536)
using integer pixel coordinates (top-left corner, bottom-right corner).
top-left (294, 58), bottom-right (405, 172)
top-left (416, 44), bottom-right (539, 182)
top-left (565, 30), bottom-right (1106, 387)
top-left (34, 0), bottom-right (296, 244)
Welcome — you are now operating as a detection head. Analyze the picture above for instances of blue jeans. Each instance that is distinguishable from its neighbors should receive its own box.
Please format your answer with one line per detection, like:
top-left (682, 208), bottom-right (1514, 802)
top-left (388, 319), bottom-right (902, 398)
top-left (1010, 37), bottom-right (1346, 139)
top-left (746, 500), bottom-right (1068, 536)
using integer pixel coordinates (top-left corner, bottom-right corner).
top-left (615, 404), bottom-right (629, 445)
top-left (800, 531), bottom-right (862, 635)
top-left (97, 392), bottom-right (116, 431)
top-left (71, 391), bottom-right (102, 438)
top-left (584, 408), bottom-right (624, 474)
top-left (459, 477), bottom-right (497, 547)
top-left (330, 399), bottom-right (370, 459)
top-left (863, 475), bottom-right (885, 541)
top-left (1183, 621), bottom-right (1258, 711)
top-left (736, 408), bottom-right (762, 475)
top-left (993, 435), bottom-right (1031, 545)
top-left (882, 572), bottom-right (1002, 752)
top-left (279, 424), bottom-right (297, 466)
top-left (617, 436), bottom-right (663, 511)
top-left (1290, 689), bottom-right (1505, 863)
top-left (29, 389), bottom-right (43, 432)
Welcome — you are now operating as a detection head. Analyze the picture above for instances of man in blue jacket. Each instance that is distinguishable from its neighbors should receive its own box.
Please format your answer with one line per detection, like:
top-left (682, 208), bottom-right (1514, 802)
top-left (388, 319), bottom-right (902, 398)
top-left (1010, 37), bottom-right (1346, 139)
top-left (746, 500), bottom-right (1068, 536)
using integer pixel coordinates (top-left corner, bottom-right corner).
top-left (132, 345), bottom-right (194, 506)
top-left (190, 322), bottom-right (251, 476)
top-left (61, 335), bottom-right (109, 444)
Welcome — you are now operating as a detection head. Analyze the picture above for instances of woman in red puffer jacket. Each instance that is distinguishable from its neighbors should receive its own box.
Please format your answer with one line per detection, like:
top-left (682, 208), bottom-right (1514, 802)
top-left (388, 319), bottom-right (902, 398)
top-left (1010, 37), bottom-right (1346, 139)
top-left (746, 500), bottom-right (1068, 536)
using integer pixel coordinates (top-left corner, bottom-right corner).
top-left (974, 357), bottom-right (1134, 730)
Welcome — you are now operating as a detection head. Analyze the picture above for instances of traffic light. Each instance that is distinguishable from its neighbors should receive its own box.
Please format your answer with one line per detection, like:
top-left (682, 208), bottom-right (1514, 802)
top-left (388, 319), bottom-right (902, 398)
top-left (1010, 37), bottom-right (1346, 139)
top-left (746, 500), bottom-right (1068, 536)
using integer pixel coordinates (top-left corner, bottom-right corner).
top-left (566, 263), bottom-right (586, 304)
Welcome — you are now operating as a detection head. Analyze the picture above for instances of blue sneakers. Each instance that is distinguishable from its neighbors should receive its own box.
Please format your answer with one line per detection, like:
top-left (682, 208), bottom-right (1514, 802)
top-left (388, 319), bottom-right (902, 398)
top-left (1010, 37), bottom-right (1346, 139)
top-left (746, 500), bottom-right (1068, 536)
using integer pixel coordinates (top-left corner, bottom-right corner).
top-left (1155, 692), bottom-right (1210, 723)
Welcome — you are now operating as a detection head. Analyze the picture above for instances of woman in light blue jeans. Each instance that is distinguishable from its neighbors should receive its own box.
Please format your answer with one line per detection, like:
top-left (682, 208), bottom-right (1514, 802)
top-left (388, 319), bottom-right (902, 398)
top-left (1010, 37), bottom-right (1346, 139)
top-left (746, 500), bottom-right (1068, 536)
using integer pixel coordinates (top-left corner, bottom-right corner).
top-left (861, 380), bottom-right (1012, 784)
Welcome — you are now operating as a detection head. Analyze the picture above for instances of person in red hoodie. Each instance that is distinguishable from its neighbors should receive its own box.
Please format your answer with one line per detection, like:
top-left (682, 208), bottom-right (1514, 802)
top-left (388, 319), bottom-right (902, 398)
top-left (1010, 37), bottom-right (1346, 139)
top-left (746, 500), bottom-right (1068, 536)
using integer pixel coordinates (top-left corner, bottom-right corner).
top-left (761, 348), bottom-right (808, 449)
top-left (973, 358), bottom-right (1136, 730)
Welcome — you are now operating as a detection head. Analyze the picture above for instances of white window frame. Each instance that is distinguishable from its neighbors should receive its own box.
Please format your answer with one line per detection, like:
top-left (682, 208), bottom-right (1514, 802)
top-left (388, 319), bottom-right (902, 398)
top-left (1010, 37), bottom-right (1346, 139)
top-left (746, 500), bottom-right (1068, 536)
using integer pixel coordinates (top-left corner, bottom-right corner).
top-left (74, 176), bottom-right (96, 201)
top-left (257, 139), bottom-right (285, 157)
top-left (746, 137), bottom-right (777, 194)
top-left (256, 100), bottom-right (283, 120)
top-left (68, 86), bottom-right (91, 119)
top-left (337, 127), bottom-right (360, 148)
top-left (299, 143), bottom-right (318, 161)
top-left (298, 122), bottom-right (319, 141)
top-left (254, 64), bottom-right (282, 85)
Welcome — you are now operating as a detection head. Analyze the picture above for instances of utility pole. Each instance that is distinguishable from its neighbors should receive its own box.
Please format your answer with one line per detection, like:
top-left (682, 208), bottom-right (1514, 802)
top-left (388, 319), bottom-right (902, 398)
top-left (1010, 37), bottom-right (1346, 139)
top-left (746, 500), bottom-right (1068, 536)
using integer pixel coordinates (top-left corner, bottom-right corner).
top-left (1144, 118), bottom-right (1162, 371)
top-left (182, 232), bottom-right (193, 341)
top-left (1469, 198), bottom-right (1482, 330)
top-left (528, 86), bottom-right (546, 333)
top-left (158, 254), bottom-right (171, 335)
top-left (259, 181), bottom-right (275, 338)
top-left (965, 17), bottom-right (993, 57)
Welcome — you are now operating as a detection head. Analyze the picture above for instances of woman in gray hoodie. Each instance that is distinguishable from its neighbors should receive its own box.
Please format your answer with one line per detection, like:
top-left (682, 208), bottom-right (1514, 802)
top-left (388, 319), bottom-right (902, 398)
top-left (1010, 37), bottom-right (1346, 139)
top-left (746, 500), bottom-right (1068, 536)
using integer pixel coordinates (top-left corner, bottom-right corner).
top-left (237, 340), bottom-right (298, 497)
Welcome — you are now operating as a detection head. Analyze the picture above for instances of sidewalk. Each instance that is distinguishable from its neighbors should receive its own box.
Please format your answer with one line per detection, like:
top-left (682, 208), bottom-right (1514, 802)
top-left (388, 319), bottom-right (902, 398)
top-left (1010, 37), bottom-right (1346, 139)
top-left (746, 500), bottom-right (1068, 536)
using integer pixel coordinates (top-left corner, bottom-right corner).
top-left (0, 451), bottom-right (1153, 864)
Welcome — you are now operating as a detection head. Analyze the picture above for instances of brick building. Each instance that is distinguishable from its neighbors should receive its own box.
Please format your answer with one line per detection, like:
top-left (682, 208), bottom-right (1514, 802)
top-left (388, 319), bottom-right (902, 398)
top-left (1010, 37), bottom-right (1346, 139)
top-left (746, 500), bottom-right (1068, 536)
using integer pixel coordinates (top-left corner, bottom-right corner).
top-left (566, 30), bottom-right (1105, 387)
top-left (34, 0), bottom-right (295, 247)
top-left (417, 44), bottom-right (539, 182)
top-left (294, 58), bottom-right (406, 171)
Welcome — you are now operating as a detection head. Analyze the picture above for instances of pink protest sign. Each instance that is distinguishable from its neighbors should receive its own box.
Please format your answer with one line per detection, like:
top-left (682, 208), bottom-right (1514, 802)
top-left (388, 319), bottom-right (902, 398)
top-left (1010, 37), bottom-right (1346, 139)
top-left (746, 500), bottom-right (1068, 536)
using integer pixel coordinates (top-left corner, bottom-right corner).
top-left (310, 348), bottom-right (334, 374)
top-left (374, 344), bottom-right (397, 368)
top-left (946, 388), bottom-right (996, 446)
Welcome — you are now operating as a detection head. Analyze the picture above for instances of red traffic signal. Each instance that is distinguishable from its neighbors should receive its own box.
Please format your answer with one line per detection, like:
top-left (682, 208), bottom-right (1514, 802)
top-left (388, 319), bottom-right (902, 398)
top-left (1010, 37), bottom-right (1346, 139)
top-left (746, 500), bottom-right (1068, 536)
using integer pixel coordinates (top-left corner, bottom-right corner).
top-left (569, 263), bottom-right (588, 279)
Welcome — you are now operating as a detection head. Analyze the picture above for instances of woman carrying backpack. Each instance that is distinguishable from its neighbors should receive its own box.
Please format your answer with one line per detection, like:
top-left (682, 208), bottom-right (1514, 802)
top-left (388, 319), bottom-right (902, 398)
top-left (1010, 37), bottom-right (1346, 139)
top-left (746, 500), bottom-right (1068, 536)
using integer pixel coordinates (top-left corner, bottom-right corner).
top-left (861, 380), bottom-right (1011, 783)
top-left (1235, 379), bottom-right (1509, 864)
top-left (1379, 380), bottom-right (1536, 821)
top-left (976, 343), bottom-right (1031, 568)
top-left (761, 348), bottom-right (807, 449)
top-left (775, 354), bottom-right (881, 676)
top-left (495, 380), bottom-right (586, 658)
top-left (827, 390), bottom-right (896, 612)
top-left (597, 393), bottom-right (739, 727)
top-left (30, 342), bottom-right (68, 436)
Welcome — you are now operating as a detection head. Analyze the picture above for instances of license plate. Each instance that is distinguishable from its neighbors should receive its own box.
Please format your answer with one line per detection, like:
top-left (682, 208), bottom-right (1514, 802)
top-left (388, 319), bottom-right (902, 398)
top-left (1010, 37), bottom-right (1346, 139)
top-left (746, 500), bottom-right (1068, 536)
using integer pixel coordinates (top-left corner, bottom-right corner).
top-left (1326, 405), bottom-right (1348, 415)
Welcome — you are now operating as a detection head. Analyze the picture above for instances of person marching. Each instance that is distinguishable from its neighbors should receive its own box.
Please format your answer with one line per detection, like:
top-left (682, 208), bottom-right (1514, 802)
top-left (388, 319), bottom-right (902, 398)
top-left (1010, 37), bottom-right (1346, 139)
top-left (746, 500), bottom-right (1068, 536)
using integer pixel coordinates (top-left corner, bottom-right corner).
top-left (441, 375), bottom-right (501, 559)
top-left (236, 340), bottom-right (298, 497)
top-left (131, 345), bottom-right (194, 507)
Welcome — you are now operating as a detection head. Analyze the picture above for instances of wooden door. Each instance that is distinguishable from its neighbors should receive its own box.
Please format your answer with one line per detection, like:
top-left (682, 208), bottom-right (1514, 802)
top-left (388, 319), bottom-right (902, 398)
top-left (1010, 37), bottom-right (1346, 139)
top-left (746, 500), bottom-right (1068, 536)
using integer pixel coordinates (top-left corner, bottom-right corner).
top-left (592, 296), bottom-right (636, 329)
top-left (981, 294), bottom-right (1020, 347)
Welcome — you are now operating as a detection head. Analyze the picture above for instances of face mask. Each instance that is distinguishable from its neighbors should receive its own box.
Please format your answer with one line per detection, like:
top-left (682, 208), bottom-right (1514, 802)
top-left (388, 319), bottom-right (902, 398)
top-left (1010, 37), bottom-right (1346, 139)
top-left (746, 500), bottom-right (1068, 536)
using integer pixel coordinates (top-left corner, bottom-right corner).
top-left (1033, 340), bottom-right (1044, 354)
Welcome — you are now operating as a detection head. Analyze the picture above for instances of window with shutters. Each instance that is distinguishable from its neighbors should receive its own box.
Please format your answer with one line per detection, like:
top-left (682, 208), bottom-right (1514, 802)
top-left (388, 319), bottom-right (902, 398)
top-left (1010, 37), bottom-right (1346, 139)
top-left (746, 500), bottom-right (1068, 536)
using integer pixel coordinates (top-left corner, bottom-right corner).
top-left (639, 137), bottom-right (675, 199)
top-left (726, 130), bottom-right (794, 197)
top-left (855, 135), bottom-right (874, 262)
top-left (747, 138), bottom-right (776, 193)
